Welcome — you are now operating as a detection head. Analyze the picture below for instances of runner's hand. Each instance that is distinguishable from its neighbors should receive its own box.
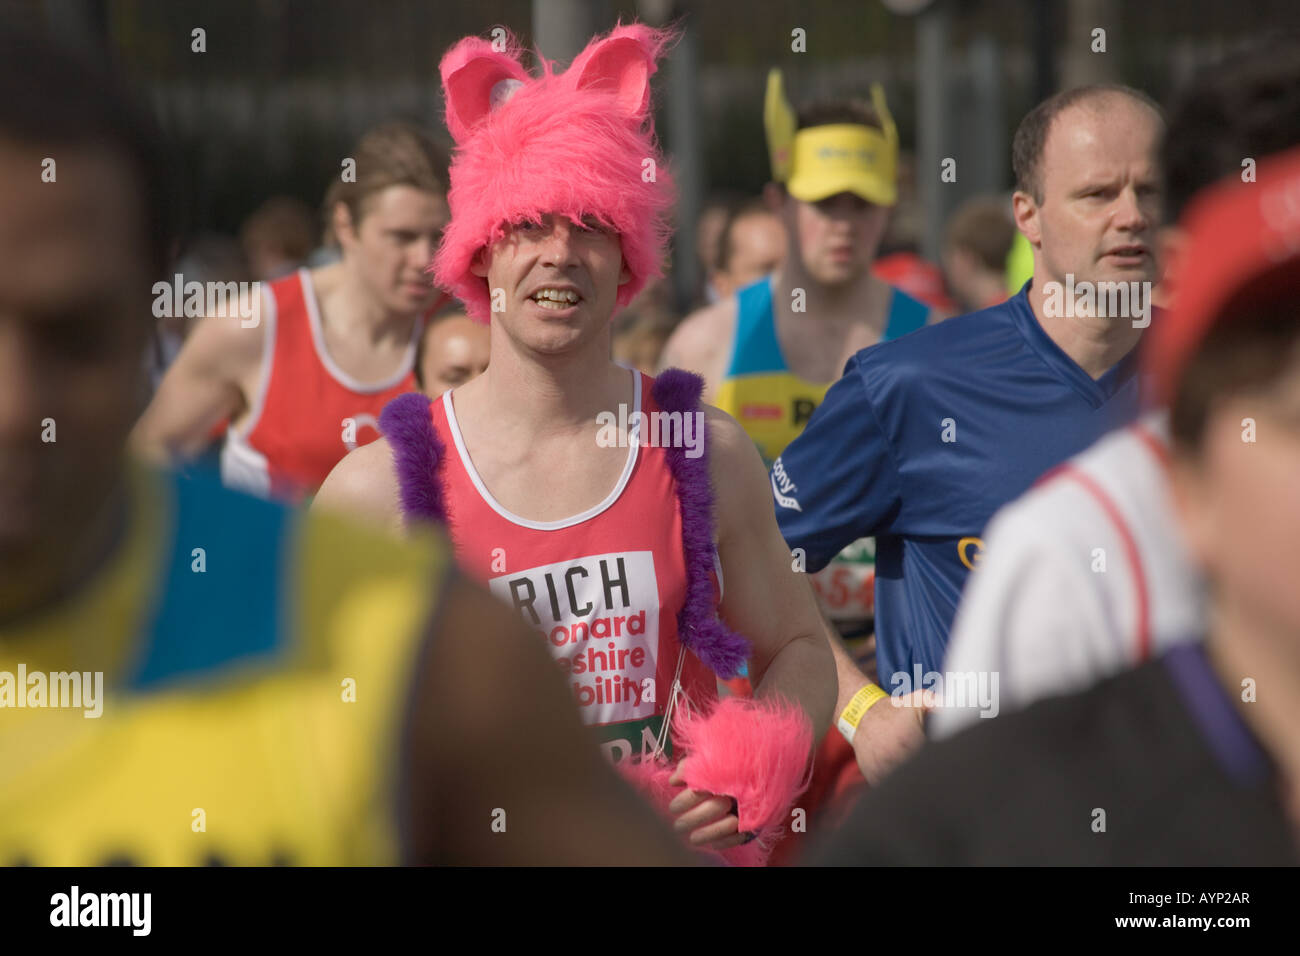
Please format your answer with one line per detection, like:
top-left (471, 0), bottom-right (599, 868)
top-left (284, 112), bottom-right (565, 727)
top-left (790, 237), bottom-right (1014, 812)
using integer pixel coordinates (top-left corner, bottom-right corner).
top-left (667, 762), bottom-right (752, 851)
top-left (851, 688), bottom-right (928, 786)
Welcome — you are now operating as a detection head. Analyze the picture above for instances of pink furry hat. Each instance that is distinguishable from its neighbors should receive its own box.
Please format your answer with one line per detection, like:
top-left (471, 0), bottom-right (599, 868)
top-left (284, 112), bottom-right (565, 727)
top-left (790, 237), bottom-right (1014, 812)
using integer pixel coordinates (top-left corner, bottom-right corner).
top-left (432, 23), bottom-right (676, 321)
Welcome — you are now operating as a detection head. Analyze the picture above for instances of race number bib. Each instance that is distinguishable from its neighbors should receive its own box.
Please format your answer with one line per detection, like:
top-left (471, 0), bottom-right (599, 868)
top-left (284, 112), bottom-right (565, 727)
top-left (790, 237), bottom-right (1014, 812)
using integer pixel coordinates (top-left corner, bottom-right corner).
top-left (810, 538), bottom-right (876, 621)
top-left (489, 551), bottom-right (661, 728)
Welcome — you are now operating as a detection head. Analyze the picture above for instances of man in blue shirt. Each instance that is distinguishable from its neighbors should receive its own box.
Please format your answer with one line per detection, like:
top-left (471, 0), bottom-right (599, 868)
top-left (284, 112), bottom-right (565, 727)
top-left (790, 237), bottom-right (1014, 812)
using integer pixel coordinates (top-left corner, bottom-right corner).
top-left (774, 84), bottom-right (1164, 782)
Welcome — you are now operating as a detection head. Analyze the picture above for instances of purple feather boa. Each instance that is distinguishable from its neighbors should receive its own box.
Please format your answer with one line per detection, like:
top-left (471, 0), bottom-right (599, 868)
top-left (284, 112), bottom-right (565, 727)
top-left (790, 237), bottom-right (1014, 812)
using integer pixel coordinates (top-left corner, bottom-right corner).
top-left (652, 369), bottom-right (752, 679)
top-left (379, 391), bottom-right (448, 527)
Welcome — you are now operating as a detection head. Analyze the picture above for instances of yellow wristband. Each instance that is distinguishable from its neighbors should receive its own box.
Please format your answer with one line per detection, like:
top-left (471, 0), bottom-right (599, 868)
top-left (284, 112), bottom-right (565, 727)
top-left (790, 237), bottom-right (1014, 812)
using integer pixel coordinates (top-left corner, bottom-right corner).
top-left (837, 683), bottom-right (888, 744)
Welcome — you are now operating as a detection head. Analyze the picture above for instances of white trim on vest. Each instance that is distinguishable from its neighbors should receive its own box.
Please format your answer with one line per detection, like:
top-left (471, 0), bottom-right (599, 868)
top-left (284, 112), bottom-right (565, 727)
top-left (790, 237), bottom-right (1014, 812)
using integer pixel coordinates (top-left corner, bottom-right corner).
top-left (299, 267), bottom-right (422, 393)
top-left (442, 368), bottom-right (642, 531)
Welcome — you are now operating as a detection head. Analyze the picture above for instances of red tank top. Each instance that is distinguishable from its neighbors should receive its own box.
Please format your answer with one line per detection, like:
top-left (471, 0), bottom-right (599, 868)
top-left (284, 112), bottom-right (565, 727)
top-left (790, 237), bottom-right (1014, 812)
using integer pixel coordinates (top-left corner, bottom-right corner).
top-left (221, 268), bottom-right (422, 501)
top-left (430, 370), bottom-right (719, 762)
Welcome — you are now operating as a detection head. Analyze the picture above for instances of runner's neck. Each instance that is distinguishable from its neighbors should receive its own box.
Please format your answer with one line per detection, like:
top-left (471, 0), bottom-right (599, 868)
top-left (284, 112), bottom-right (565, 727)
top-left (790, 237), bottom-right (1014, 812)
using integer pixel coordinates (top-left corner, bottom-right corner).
top-left (469, 322), bottom-right (631, 438)
top-left (772, 262), bottom-right (887, 327)
top-left (1206, 610), bottom-right (1300, 834)
top-left (314, 262), bottom-right (421, 347)
top-left (1027, 271), bottom-right (1145, 380)
top-left (969, 273), bottom-right (1007, 311)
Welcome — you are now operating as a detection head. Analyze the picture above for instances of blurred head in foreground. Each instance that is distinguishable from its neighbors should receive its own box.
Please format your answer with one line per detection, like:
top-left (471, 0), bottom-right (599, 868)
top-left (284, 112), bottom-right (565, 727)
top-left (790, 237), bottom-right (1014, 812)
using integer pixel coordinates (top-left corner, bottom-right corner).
top-left (1157, 148), bottom-right (1300, 664)
top-left (0, 20), bottom-right (169, 607)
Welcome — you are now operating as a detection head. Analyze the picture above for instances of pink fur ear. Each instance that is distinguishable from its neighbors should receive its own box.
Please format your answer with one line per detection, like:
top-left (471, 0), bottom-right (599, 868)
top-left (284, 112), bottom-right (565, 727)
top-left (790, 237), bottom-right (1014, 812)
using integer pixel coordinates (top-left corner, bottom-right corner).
top-left (566, 23), bottom-right (672, 122)
top-left (439, 35), bottom-right (530, 143)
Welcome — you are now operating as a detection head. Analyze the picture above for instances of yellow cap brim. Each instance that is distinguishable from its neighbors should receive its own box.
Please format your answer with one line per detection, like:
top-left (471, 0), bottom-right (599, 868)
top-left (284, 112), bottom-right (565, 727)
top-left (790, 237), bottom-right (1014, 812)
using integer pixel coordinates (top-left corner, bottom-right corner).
top-left (785, 124), bottom-right (897, 206)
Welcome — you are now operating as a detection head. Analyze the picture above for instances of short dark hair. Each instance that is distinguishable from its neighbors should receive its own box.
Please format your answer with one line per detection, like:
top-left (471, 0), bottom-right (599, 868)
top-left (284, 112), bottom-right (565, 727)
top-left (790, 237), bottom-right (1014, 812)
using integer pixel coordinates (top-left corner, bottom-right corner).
top-left (796, 98), bottom-right (884, 133)
top-left (0, 17), bottom-right (175, 277)
top-left (241, 196), bottom-right (317, 265)
top-left (1012, 84), bottom-right (1162, 204)
top-left (943, 197), bottom-right (1016, 272)
top-left (715, 199), bottom-right (775, 274)
top-left (1162, 36), bottom-right (1300, 223)
top-left (1170, 266), bottom-right (1300, 454)
top-left (322, 122), bottom-right (449, 244)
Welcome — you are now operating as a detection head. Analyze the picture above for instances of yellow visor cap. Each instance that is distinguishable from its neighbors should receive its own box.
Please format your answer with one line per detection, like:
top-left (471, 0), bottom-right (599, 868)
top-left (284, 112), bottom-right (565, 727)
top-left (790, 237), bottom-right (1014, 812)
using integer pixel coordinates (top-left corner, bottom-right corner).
top-left (785, 124), bottom-right (897, 206)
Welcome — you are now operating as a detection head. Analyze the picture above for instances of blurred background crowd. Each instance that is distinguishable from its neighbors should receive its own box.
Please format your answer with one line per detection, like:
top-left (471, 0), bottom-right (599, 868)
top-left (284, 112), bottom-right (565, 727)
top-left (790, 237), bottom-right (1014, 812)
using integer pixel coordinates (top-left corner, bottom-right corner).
top-left (11, 0), bottom-right (1290, 388)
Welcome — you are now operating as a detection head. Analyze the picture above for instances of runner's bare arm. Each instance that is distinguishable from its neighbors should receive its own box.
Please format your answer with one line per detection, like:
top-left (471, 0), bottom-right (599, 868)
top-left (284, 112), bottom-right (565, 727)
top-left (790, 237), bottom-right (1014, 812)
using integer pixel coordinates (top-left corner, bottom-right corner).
top-left (130, 311), bottom-right (264, 463)
top-left (656, 298), bottom-right (736, 396)
top-left (827, 630), bottom-right (926, 784)
top-left (707, 405), bottom-right (837, 739)
top-left (313, 437), bottom-right (406, 536)
top-left (408, 571), bottom-right (695, 865)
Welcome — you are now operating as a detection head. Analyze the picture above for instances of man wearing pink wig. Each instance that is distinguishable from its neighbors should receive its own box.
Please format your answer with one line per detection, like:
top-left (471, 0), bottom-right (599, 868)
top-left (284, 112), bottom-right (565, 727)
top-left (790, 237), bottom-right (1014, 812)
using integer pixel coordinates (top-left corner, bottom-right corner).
top-left (316, 24), bottom-right (836, 864)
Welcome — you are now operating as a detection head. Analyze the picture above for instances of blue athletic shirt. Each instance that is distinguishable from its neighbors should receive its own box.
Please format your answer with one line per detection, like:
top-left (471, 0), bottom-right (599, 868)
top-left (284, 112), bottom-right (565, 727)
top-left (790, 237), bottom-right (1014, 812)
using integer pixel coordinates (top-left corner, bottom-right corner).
top-left (771, 282), bottom-right (1145, 686)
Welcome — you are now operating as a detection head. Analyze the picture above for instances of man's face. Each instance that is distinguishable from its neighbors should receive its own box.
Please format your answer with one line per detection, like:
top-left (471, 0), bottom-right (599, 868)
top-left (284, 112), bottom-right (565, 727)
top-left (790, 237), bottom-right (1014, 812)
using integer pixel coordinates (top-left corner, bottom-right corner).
top-left (1021, 97), bottom-right (1163, 293)
top-left (785, 191), bottom-right (888, 286)
top-left (715, 211), bottom-right (786, 297)
top-left (470, 213), bottom-right (630, 355)
top-left (419, 313), bottom-right (490, 397)
top-left (0, 139), bottom-right (153, 562)
top-left (1173, 349), bottom-right (1300, 640)
top-left (337, 184), bottom-right (448, 316)
top-left (940, 245), bottom-right (983, 312)
top-left (696, 204), bottom-right (731, 275)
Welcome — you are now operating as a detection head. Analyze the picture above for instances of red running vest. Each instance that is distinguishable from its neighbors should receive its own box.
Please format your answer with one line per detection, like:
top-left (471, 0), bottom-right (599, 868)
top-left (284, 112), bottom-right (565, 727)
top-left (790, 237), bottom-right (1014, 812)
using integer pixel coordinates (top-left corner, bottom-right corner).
top-left (430, 369), bottom-right (720, 762)
top-left (221, 268), bottom-right (422, 502)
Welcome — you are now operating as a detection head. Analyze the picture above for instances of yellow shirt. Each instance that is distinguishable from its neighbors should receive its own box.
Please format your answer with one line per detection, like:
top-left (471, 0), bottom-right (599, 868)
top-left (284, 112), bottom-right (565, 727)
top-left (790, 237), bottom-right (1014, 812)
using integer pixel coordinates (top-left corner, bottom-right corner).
top-left (712, 275), bottom-right (928, 465)
top-left (0, 464), bottom-right (448, 865)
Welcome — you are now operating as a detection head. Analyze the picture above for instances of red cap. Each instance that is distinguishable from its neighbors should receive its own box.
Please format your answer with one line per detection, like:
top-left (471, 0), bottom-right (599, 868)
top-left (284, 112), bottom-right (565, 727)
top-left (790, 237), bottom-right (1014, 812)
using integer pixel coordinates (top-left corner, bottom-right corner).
top-left (1147, 145), bottom-right (1300, 405)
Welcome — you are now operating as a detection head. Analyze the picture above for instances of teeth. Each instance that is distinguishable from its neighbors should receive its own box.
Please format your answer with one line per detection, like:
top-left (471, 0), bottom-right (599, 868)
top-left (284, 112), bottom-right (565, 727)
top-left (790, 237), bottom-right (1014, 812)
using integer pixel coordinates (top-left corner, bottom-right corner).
top-left (532, 288), bottom-right (579, 303)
